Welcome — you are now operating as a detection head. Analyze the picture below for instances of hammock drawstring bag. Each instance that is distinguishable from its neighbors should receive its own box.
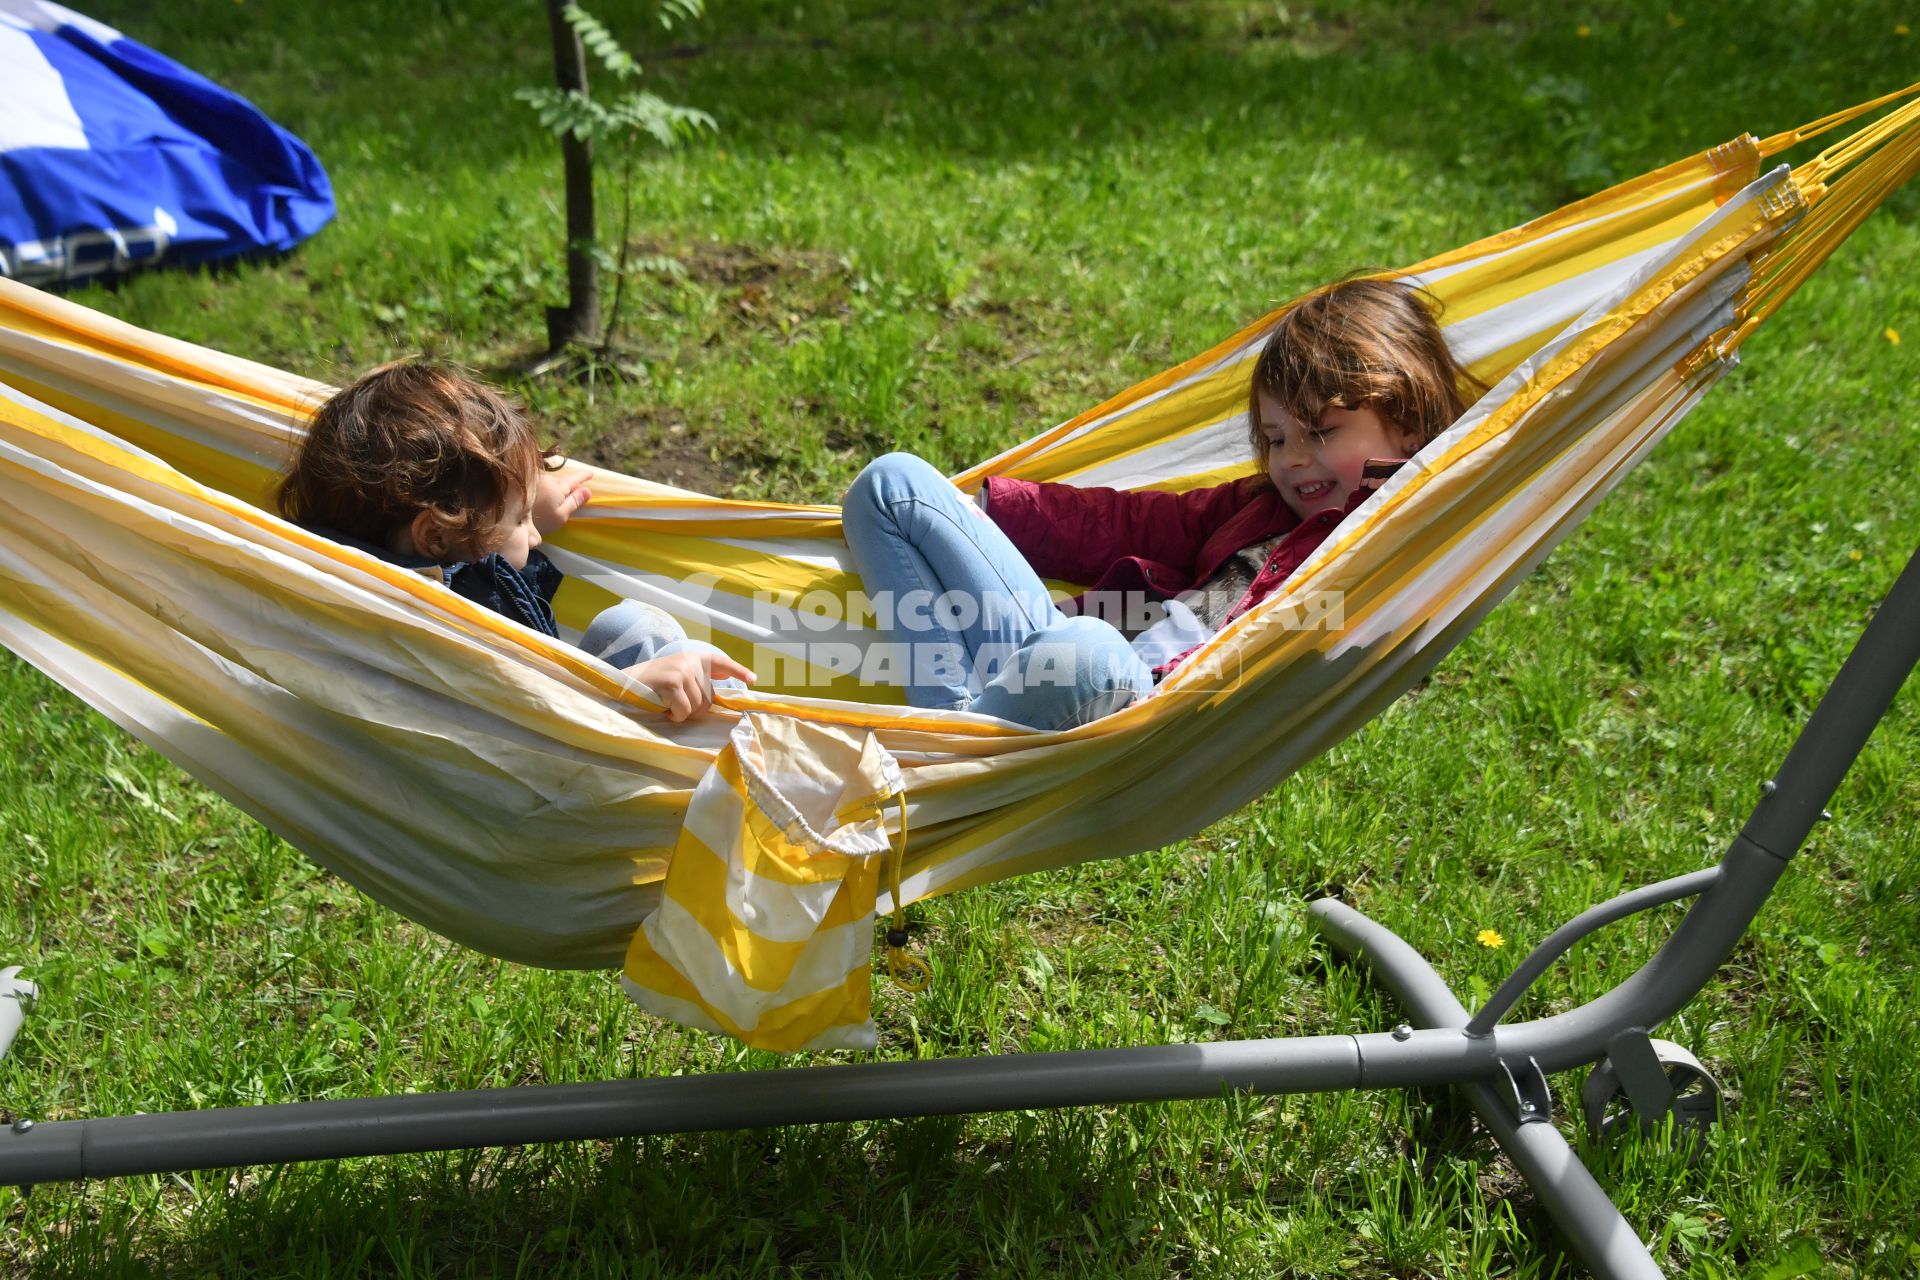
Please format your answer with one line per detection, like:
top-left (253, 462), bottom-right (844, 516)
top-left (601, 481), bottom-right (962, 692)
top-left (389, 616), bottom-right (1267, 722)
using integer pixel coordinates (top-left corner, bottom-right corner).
top-left (622, 713), bottom-right (906, 1052)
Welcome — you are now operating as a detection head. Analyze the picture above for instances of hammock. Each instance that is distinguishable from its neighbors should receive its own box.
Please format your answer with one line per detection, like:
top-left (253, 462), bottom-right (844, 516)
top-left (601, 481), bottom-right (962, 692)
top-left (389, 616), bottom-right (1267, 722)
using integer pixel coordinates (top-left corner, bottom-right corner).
top-left (2, 84), bottom-right (1917, 1044)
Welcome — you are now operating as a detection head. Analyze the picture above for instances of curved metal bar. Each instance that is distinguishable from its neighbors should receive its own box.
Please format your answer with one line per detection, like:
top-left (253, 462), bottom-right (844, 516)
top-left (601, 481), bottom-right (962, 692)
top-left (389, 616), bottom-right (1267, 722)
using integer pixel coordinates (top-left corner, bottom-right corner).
top-left (1465, 867), bottom-right (1721, 1037)
top-left (1493, 837), bottom-right (1786, 1072)
top-left (1309, 898), bottom-right (1471, 1028)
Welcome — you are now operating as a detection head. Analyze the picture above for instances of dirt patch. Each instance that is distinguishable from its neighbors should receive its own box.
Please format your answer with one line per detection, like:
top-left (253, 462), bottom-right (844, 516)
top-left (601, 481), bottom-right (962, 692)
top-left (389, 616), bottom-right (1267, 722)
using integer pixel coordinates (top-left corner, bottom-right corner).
top-left (626, 237), bottom-right (848, 317)
top-left (578, 409), bottom-right (740, 496)
top-left (641, 429), bottom-right (738, 495)
top-left (659, 239), bottom-right (841, 289)
top-left (638, 238), bottom-right (886, 350)
top-left (556, 238), bottom-right (1081, 493)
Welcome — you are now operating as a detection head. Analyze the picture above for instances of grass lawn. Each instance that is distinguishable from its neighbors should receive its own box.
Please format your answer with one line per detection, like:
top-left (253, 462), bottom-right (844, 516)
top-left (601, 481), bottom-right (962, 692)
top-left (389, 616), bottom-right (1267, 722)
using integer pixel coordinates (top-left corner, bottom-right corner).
top-left (4, 1), bottom-right (1920, 1275)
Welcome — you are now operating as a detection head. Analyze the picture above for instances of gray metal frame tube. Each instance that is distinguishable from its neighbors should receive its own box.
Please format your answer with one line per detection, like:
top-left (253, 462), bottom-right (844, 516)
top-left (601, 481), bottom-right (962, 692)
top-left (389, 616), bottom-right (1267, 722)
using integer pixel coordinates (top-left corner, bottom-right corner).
top-left (1464, 1080), bottom-right (1664, 1280)
top-left (0, 1030), bottom-right (1510, 1185)
top-left (1741, 540), bottom-right (1920, 860)
top-left (1310, 899), bottom-right (1471, 1027)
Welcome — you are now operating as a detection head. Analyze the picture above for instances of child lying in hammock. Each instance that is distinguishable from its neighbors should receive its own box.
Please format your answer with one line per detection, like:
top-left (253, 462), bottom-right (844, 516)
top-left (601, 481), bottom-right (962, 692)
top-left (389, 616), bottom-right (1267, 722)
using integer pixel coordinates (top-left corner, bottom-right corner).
top-left (276, 361), bottom-right (752, 721)
top-left (841, 278), bottom-right (1483, 731)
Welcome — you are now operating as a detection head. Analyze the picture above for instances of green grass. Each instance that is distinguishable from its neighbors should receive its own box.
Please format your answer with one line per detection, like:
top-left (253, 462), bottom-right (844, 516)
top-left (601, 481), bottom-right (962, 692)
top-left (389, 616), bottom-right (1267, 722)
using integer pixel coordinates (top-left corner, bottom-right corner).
top-left (5, 0), bottom-right (1920, 1275)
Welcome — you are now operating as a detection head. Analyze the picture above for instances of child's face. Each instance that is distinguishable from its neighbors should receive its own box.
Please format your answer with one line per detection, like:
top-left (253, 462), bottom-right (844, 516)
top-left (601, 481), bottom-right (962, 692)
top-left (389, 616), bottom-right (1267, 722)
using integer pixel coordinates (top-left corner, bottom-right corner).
top-left (1258, 393), bottom-right (1416, 520)
top-left (473, 487), bottom-right (542, 570)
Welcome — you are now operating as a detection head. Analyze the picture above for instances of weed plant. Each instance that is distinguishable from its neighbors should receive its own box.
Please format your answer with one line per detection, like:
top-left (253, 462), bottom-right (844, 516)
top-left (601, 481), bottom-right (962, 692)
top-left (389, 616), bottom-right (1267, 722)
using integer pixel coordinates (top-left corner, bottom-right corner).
top-left (3, 1), bottom-right (1918, 1275)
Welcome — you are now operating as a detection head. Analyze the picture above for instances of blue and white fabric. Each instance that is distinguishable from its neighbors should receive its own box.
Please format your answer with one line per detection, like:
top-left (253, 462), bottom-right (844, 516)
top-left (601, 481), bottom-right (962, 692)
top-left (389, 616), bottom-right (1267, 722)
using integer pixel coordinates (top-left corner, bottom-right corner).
top-left (0, 0), bottom-right (332, 285)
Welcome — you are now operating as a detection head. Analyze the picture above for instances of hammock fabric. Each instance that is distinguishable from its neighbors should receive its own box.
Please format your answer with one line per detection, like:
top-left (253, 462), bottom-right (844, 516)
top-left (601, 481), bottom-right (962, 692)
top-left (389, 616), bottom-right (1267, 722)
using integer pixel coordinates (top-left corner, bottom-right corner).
top-left (1, 86), bottom-right (1916, 1048)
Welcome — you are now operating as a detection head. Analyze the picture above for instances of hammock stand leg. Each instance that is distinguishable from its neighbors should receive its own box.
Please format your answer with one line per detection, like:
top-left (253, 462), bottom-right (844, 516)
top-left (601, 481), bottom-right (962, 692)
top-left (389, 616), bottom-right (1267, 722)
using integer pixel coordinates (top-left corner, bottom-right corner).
top-left (2, 543), bottom-right (1915, 1277)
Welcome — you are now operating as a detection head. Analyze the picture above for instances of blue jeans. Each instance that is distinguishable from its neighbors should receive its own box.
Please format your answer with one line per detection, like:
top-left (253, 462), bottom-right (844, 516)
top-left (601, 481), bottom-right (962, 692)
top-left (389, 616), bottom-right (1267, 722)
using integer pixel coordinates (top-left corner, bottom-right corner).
top-left (841, 452), bottom-right (1152, 730)
top-left (580, 601), bottom-right (746, 689)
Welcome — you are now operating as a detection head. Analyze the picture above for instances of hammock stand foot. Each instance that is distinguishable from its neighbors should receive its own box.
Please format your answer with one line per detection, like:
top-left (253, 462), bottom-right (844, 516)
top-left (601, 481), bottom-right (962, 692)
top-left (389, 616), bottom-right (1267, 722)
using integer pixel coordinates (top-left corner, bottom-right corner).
top-left (1309, 898), bottom-right (1666, 1280)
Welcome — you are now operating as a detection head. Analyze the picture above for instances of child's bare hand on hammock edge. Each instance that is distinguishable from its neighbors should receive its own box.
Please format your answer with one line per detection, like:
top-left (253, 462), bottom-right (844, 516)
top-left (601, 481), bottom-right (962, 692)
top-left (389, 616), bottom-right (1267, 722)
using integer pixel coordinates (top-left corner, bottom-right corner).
top-left (627, 650), bottom-right (757, 721)
top-left (533, 465), bottom-right (593, 536)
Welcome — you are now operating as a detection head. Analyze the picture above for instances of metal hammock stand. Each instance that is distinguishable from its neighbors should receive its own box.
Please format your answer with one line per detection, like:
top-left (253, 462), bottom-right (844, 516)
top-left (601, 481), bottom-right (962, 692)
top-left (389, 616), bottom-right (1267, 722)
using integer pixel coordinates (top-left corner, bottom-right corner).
top-left (4, 539), bottom-right (1918, 1279)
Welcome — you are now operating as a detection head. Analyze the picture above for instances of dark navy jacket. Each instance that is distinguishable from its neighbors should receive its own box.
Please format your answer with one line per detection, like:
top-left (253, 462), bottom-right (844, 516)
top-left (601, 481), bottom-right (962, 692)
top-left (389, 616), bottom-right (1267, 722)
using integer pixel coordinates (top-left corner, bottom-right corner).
top-left (307, 525), bottom-right (564, 637)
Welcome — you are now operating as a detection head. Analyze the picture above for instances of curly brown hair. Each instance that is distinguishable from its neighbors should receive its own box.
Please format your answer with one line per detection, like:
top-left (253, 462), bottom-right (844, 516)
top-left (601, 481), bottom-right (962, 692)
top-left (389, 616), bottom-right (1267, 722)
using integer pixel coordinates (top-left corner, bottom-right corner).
top-left (1246, 277), bottom-right (1485, 471)
top-left (276, 361), bottom-right (552, 562)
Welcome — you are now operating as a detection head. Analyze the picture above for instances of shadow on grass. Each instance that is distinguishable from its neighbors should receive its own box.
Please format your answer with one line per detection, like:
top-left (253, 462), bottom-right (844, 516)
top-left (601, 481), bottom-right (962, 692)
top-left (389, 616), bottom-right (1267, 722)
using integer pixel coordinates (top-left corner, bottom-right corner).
top-left (16, 1115), bottom-right (1215, 1277)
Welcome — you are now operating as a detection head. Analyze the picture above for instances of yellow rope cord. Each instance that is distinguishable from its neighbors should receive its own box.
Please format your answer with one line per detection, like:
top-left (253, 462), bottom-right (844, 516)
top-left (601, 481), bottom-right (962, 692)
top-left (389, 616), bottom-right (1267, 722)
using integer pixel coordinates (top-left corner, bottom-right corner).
top-left (1758, 79), bottom-right (1920, 159)
top-left (1719, 85), bottom-right (1920, 353)
top-left (1759, 139), bottom-right (1919, 336)
top-left (883, 790), bottom-right (930, 992)
top-left (1796, 94), bottom-right (1920, 190)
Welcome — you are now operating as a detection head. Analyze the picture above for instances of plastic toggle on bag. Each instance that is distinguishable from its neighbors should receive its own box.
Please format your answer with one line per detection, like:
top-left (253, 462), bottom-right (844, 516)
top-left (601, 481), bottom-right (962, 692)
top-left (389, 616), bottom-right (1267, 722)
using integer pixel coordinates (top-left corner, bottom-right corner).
top-left (622, 712), bottom-right (908, 1052)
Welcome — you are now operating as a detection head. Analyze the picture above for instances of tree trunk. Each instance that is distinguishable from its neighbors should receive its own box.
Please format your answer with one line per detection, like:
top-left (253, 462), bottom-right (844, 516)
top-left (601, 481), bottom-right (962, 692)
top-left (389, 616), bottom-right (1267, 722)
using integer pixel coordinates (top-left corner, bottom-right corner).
top-left (544, 0), bottom-right (598, 351)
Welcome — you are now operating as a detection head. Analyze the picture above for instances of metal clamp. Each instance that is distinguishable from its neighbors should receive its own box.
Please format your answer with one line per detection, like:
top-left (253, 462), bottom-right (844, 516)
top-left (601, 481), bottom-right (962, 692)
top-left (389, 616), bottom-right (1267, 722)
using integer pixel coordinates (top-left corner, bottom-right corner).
top-left (1498, 1056), bottom-right (1554, 1126)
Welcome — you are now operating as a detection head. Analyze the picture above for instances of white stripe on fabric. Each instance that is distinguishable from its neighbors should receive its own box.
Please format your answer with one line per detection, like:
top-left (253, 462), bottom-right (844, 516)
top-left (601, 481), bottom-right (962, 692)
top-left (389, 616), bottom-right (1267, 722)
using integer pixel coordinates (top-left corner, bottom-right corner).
top-left (1421, 242), bottom-right (1674, 368)
top-left (1060, 412), bottom-right (1253, 490)
top-left (1399, 168), bottom-right (1721, 289)
top-left (0, 342), bottom-right (298, 476)
top-left (579, 501), bottom-right (840, 525)
top-left (0, 374), bottom-right (175, 465)
top-left (0, 23), bottom-right (87, 153)
top-left (962, 329), bottom-right (1268, 477)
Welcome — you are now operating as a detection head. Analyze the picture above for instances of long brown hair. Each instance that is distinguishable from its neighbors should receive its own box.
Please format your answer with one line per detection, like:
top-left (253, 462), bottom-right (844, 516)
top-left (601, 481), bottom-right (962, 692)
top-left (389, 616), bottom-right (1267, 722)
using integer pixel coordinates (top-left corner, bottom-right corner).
top-left (276, 360), bottom-right (550, 560)
top-left (1246, 277), bottom-right (1485, 471)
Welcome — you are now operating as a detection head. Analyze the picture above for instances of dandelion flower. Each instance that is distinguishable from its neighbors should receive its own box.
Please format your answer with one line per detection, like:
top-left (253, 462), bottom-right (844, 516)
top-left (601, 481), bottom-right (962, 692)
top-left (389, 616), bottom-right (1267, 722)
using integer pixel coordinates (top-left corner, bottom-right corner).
top-left (1477, 928), bottom-right (1506, 949)
top-left (1576, 23), bottom-right (1592, 37)
top-left (1897, 23), bottom-right (1911, 36)
top-left (1849, 549), bottom-right (1864, 562)
top-left (1886, 327), bottom-right (1901, 345)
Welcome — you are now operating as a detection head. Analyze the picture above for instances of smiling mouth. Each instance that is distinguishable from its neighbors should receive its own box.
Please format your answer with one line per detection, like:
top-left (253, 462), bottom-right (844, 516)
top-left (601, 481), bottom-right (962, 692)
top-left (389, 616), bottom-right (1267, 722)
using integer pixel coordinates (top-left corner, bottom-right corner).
top-left (1293, 479), bottom-right (1337, 504)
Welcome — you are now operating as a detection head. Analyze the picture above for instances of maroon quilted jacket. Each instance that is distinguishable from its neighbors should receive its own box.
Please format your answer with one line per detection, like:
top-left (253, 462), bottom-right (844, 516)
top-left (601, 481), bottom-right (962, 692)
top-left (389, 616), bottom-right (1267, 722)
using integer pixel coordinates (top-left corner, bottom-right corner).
top-left (980, 468), bottom-right (1391, 672)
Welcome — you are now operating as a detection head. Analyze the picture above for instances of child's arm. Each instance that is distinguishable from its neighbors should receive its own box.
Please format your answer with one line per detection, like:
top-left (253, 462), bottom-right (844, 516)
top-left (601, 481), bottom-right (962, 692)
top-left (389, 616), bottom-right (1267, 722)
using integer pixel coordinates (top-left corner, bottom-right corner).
top-left (981, 474), bottom-right (1267, 581)
top-left (626, 650), bottom-right (757, 722)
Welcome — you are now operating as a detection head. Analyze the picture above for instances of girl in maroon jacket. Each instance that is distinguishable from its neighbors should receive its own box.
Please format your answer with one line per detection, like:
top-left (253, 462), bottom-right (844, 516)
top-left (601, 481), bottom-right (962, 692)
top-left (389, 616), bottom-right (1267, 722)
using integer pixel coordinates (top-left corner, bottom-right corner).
top-left (841, 279), bottom-right (1483, 730)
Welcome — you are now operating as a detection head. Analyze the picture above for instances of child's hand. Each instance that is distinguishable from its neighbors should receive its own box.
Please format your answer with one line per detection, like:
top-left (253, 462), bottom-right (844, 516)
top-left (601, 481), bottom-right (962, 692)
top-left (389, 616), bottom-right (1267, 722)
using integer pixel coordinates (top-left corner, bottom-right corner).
top-left (626, 651), bottom-right (757, 722)
top-left (534, 465), bottom-right (594, 536)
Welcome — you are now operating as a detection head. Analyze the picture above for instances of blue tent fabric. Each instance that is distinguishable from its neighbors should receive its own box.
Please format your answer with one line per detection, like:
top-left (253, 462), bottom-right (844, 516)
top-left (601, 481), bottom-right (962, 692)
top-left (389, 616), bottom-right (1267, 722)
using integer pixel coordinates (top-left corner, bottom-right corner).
top-left (0, 0), bottom-right (333, 285)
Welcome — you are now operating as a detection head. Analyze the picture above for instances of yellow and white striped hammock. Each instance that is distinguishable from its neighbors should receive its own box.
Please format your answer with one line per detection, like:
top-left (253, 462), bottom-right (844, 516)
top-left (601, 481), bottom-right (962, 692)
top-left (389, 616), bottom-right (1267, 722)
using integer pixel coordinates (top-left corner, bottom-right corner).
top-left (3, 86), bottom-right (1916, 1047)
